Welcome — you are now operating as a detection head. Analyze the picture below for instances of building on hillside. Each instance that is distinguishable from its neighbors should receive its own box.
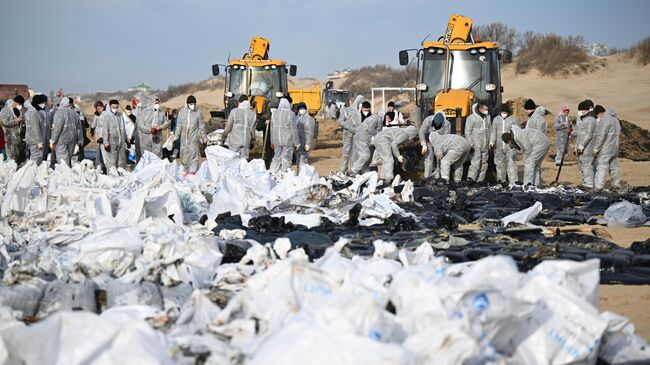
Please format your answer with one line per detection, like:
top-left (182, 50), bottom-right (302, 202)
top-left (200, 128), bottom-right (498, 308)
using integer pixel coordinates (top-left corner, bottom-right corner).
top-left (128, 82), bottom-right (151, 92)
top-left (582, 43), bottom-right (610, 57)
top-left (0, 84), bottom-right (29, 103)
top-left (327, 70), bottom-right (350, 80)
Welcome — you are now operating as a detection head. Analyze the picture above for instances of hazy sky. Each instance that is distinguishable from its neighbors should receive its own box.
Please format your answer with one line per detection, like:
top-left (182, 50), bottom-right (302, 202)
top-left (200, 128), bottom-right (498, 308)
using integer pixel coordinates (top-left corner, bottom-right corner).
top-left (1, 0), bottom-right (649, 94)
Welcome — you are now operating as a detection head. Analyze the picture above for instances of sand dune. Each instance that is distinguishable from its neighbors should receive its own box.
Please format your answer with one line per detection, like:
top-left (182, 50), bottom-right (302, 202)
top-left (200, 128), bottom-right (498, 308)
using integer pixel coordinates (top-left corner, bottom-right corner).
top-left (502, 54), bottom-right (650, 129)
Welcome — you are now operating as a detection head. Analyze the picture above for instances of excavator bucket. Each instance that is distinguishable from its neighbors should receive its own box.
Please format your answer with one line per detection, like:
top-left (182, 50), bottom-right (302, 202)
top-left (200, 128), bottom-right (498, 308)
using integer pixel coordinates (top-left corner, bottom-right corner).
top-left (444, 14), bottom-right (473, 44)
top-left (248, 37), bottom-right (270, 60)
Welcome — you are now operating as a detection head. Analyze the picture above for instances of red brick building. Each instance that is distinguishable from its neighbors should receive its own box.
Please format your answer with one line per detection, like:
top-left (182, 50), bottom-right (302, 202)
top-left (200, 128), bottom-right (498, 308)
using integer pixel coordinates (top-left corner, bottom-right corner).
top-left (0, 84), bottom-right (29, 104)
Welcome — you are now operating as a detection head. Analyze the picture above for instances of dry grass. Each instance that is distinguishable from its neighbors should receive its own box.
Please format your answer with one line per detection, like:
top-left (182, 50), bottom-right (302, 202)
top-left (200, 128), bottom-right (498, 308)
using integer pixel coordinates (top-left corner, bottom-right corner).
top-left (628, 37), bottom-right (650, 66)
top-left (473, 22), bottom-right (517, 51)
top-left (83, 78), bottom-right (224, 104)
top-left (158, 78), bottom-right (224, 102)
top-left (516, 33), bottom-right (589, 75)
top-left (339, 64), bottom-right (415, 97)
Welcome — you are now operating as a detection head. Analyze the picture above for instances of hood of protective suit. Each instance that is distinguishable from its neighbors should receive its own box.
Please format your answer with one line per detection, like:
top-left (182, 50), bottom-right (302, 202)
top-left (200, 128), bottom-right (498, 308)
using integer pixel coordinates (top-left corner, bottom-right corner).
top-left (471, 103), bottom-right (478, 116)
top-left (605, 109), bottom-right (618, 118)
top-left (239, 100), bottom-right (251, 109)
top-left (351, 95), bottom-right (364, 110)
top-left (141, 95), bottom-right (157, 110)
top-left (278, 98), bottom-right (291, 110)
top-left (404, 125), bottom-right (417, 139)
top-left (432, 110), bottom-right (447, 128)
top-left (429, 129), bottom-right (444, 144)
top-left (58, 97), bottom-right (70, 109)
top-left (532, 106), bottom-right (546, 117)
top-left (471, 103), bottom-right (488, 119)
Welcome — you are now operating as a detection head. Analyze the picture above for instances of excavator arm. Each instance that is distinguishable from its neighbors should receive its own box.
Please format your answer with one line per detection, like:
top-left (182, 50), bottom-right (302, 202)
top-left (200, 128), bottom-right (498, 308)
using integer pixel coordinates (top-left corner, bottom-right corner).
top-left (443, 14), bottom-right (473, 44)
top-left (245, 37), bottom-right (270, 60)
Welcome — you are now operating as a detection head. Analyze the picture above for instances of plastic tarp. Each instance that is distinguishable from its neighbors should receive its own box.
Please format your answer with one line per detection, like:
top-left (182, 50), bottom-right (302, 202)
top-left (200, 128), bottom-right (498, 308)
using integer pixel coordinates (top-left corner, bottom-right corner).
top-left (604, 200), bottom-right (647, 228)
top-left (501, 201), bottom-right (543, 227)
top-left (0, 306), bottom-right (174, 365)
top-left (1, 136), bottom-right (650, 364)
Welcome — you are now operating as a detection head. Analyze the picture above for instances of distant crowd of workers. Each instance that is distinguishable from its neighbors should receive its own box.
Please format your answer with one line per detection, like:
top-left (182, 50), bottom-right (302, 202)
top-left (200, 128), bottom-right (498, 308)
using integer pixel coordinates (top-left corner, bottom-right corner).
top-left (0, 93), bottom-right (317, 176)
top-left (336, 97), bottom-right (621, 190)
top-left (1, 92), bottom-right (621, 190)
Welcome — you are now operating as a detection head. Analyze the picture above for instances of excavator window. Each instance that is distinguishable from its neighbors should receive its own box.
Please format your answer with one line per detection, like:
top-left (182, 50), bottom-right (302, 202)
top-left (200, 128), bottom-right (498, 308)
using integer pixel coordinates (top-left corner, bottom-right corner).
top-left (327, 90), bottom-right (349, 105)
top-left (228, 66), bottom-right (247, 100)
top-left (419, 48), bottom-right (498, 102)
top-left (249, 66), bottom-right (286, 102)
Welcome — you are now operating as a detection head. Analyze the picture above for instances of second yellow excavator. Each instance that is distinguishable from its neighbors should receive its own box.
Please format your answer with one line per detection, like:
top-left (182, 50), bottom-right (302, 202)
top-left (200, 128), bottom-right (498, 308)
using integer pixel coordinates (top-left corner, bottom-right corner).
top-left (211, 36), bottom-right (297, 124)
top-left (398, 14), bottom-right (513, 134)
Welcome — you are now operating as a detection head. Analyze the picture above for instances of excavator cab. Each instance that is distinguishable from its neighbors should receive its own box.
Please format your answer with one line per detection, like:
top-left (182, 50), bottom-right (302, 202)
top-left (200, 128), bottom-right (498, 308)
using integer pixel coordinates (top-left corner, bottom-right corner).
top-left (212, 62), bottom-right (296, 118)
top-left (399, 14), bottom-right (512, 134)
top-left (211, 37), bottom-right (297, 123)
top-left (324, 89), bottom-right (350, 107)
top-left (210, 36), bottom-right (298, 168)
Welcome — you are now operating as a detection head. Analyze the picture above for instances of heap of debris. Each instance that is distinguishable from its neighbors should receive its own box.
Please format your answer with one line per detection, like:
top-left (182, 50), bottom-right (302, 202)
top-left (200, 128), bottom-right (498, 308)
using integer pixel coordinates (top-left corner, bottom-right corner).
top-left (0, 148), bottom-right (648, 364)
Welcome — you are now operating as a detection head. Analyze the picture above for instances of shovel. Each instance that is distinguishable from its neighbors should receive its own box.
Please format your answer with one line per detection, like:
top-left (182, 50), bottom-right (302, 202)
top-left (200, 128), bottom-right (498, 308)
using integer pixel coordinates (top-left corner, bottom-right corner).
top-left (261, 121), bottom-right (270, 161)
top-left (553, 127), bottom-right (573, 184)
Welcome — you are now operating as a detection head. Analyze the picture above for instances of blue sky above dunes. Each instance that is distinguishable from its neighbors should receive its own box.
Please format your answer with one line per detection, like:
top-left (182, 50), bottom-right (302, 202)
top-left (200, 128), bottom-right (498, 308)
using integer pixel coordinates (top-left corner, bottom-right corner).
top-left (1, 0), bottom-right (648, 93)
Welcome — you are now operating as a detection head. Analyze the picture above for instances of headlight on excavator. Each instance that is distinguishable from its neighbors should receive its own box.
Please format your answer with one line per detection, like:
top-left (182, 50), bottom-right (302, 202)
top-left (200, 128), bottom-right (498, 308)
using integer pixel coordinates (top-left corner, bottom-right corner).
top-left (485, 84), bottom-right (496, 91)
top-left (416, 83), bottom-right (428, 91)
top-left (225, 91), bottom-right (233, 97)
top-left (275, 92), bottom-right (284, 98)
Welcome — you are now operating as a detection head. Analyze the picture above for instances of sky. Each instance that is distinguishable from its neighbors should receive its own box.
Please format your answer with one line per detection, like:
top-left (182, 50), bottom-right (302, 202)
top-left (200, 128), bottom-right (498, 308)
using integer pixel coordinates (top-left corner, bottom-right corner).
top-left (1, 0), bottom-right (649, 94)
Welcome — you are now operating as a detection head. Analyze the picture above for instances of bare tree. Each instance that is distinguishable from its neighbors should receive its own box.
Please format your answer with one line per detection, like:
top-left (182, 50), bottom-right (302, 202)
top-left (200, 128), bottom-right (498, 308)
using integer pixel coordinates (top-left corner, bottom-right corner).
top-left (473, 22), bottom-right (518, 51)
top-left (629, 37), bottom-right (650, 65)
top-left (516, 33), bottom-right (588, 75)
top-left (340, 64), bottom-right (415, 97)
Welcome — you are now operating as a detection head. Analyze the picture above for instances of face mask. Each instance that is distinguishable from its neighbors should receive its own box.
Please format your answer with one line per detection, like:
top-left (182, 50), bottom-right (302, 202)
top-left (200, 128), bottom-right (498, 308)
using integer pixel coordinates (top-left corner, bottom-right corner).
top-left (500, 112), bottom-right (508, 119)
top-left (362, 111), bottom-right (369, 116)
top-left (154, 104), bottom-right (159, 110)
top-left (111, 108), bottom-right (118, 114)
top-left (126, 111), bottom-right (132, 116)
top-left (16, 105), bottom-right (22, 111)
top-left (299, 109), bottom-right (307, 115)
top-left (578, 110), bottom-right (586, 116)
top-left (38, 103), bottom-right (46, 109)
top-left (188, 104), bottom-right (196, 111)
top-left (479, 109), bottom-right (488, 116)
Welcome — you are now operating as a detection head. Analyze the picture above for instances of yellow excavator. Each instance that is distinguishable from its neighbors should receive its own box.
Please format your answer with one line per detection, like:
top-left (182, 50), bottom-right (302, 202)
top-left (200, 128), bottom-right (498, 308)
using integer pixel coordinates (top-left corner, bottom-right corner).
top-left (211, 37), bottom-right (297, 165)
top-left (398, 14), bottom-right (512, 134)
top-left (211, 37), bottom-right (297, 122)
